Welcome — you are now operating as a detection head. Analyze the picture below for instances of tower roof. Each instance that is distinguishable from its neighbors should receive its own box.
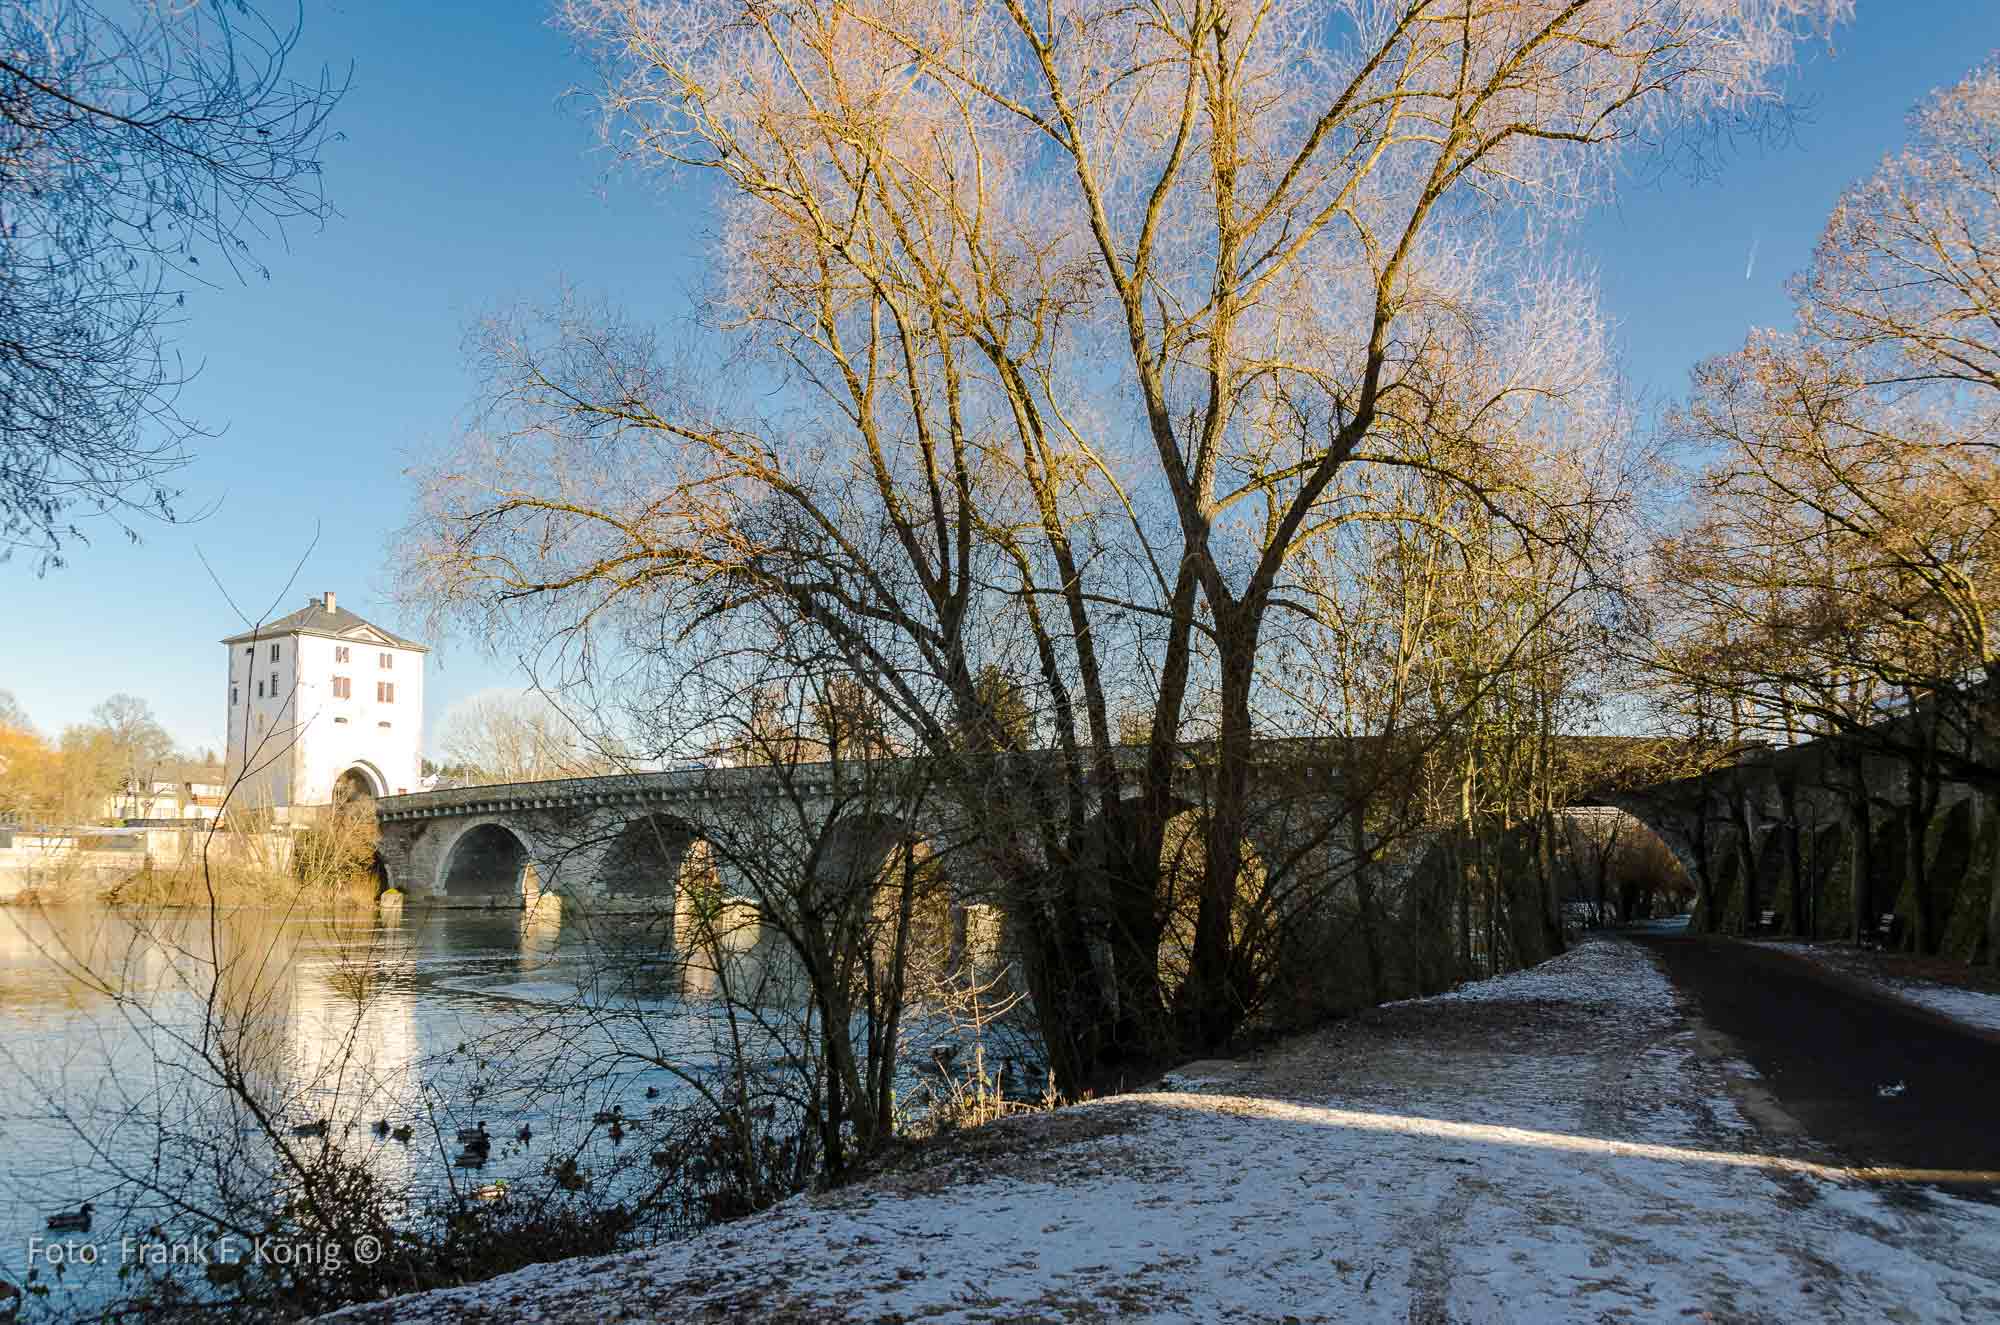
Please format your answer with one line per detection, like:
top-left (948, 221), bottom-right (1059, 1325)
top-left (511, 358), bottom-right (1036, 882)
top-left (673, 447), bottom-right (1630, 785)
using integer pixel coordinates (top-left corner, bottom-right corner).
top-left (220, 594), bottom-right (429, 652)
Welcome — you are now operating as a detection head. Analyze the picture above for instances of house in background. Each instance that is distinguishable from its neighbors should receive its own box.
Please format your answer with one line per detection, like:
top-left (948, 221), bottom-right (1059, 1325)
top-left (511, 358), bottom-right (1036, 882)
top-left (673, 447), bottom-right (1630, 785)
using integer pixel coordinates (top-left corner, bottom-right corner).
top-left (114, 759), bottom-right (229, 824)
top-left (223, 592), bottom-right (428, 818)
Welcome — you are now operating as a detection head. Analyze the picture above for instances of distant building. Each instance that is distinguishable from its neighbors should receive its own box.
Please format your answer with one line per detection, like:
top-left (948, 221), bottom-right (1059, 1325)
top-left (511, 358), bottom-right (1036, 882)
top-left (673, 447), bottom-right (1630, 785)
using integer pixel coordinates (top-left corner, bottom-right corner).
top-left (114, 759), bottom-right (229, 823)
top-left (222, 592), bottom-right (428, 813)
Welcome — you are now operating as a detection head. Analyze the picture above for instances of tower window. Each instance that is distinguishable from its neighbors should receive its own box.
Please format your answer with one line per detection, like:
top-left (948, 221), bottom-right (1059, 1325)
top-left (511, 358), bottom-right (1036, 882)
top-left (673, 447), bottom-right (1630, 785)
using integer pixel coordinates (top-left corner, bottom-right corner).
top-left (256, 681), bottom-right (264, 698)
top-left (230, 685), bottom-right (238, 707)
top-left (378, 652), bottom-right (393, 670)
top-left (376, 681), bottom-right (395, 703)
top-left (270, 671), bottom-right (278, 694)
top-left (332, 676), bottom-right (351, 699)
top-left (270, 643), bottom-right (281, 662)
top-left (335, 646), bottom-right (350, 664)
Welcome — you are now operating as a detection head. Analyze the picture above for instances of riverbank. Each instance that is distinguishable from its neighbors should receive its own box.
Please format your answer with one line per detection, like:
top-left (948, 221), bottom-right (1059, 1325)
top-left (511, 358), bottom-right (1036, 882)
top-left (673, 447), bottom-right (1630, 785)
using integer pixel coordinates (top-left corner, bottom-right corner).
top-left (0, 826), bottom-right (303, 904)
top-left (0, 901), bottom-right (713, 1321)
top-left (321, 937), bottom-right (2000, 1324)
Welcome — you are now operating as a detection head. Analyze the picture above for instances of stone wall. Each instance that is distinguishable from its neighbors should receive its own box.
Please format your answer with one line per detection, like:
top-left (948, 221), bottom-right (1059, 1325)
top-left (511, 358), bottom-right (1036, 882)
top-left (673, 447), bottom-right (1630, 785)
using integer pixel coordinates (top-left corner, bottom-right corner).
top-left (1612, 736), bottom-right (1999, 959)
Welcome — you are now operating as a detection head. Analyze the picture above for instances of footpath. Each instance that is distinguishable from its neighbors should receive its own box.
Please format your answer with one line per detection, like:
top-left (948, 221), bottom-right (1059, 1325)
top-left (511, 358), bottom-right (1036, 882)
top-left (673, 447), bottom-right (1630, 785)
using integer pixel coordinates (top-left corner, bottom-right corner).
top-left (1636, 929), bottom-right (2000, 1185)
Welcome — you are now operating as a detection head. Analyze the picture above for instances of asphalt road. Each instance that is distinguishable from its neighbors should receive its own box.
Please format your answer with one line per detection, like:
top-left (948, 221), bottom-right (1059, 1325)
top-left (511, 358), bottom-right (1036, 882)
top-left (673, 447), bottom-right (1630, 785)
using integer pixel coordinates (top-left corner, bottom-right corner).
top-left (1632, 930), bottom-right (2000, 1186)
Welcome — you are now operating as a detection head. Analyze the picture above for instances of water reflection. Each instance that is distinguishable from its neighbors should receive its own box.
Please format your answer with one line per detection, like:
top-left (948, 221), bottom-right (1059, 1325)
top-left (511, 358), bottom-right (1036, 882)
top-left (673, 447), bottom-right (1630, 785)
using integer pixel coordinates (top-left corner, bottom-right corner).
top-left (0, 898), bottom-right (758, 1315)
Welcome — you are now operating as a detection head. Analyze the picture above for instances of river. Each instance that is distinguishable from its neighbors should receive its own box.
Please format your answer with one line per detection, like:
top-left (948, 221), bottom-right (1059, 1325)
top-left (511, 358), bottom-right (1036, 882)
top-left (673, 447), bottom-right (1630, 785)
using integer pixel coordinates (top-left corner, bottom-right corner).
top-left (0, 897), bottom-right (803, 1318)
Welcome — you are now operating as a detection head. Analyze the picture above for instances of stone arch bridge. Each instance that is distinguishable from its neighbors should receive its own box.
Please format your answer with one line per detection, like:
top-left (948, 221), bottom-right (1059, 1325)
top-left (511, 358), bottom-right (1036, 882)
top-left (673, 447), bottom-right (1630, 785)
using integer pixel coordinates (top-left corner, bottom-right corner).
top-left (372, 747), bottom-right (1356, 913)
top-left (372, 748), bottom-right (1375, 1005)
top-left (374, 718), bottom-right (2000, 969)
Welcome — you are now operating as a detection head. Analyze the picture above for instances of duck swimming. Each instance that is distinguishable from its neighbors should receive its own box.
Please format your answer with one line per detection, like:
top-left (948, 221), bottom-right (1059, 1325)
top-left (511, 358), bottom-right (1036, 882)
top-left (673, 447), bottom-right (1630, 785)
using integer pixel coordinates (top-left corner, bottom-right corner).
top-left (45, 1202), bottom-right (93, 1233)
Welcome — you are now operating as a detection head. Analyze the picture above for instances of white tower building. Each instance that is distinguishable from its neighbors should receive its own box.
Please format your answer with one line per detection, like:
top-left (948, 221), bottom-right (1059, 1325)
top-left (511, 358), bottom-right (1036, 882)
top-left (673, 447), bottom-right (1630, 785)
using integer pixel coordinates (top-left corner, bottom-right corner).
top-left (222, 592), bottom-right (428, 813)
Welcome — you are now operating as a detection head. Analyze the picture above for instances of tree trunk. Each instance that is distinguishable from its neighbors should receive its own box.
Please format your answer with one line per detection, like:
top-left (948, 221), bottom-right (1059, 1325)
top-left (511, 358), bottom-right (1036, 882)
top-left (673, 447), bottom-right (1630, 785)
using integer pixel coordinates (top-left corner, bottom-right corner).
top-left (1352, 793), bottom-right (1381, 1001)
top-left (1731, 784), bottom-right (1760, 935)
top-left (1594, 829), bottom-right (1610, 927)
top-left (1115, 560), bottom-right (1201, 1059)
top-left (1689, 799), bottom-right (1715, 932)
top-left (1905, 726), bottom-right (1941, 955)
top-left (1982, 789), bottom-right (2000, 965)
top-left (1846, 763), bottom-right (1874, 943)
top-left (1455, 839), bottom-right (1472, 981)
top-left (1185, 609), bottom-right (1256, 1049)
top-left (1014, 856), bottom-right (1114, 1096)
top-left (1778, 777), bottom-right (1803, 937)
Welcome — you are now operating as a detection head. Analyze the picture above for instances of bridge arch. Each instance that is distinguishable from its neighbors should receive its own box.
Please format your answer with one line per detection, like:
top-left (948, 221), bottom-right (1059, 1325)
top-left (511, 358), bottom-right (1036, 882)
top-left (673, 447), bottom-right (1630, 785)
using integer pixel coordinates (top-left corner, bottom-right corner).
top-left (805, 811), bottom-right (977, 975)
top-left (435, 818), bottom-right (542, 903)
top-left (600, 811), bottom-right (705, 903)
top-left (810, 812), bottom-right (926, 889)
top-left (1397, 807), bottom-right (1696, 947)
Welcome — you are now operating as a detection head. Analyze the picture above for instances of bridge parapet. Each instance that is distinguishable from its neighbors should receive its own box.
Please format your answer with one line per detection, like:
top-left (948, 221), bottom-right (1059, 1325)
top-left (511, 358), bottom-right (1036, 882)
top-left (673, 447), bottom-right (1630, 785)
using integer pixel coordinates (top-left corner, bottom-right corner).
top-left (379, 764), bottom-right (853, 822)
top-left (376, 736), bottom-right (1375, 830)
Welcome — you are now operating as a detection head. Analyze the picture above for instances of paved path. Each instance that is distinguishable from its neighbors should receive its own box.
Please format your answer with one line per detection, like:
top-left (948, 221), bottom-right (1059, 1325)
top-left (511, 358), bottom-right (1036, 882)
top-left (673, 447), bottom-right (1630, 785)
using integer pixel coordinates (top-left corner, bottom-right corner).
top-left (1633, 929), bottom-right (2000, 1187)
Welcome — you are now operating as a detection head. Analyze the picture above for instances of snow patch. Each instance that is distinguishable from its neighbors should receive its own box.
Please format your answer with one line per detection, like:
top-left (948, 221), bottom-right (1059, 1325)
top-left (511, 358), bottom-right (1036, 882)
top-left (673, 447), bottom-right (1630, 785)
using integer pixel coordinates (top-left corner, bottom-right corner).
top-left (321, 939), bottom-right (2000, 1325)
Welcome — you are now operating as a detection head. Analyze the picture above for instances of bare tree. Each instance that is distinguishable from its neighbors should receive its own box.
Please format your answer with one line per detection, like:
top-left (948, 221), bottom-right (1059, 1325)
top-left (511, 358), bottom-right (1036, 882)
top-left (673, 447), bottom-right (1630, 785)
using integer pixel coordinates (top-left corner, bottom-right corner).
top-left (1, 0), bottom-right (345, 572)
top-left (435, 690), bottom-right (597, 784)
top-left (90, 692), bottom-right (177, 813)
top-left (1650, 58), bottom-right (2000, 953)
top-left (408, 0), bottom-right (1840, 1081)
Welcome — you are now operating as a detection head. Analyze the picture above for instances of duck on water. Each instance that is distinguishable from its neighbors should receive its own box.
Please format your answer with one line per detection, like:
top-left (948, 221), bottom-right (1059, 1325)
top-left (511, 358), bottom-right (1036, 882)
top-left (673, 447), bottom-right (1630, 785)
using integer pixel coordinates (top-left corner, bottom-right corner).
top-left (45, 1202), bottom-right (93, 1233)
top-left (454, 1122), bottom-right (493, 1168)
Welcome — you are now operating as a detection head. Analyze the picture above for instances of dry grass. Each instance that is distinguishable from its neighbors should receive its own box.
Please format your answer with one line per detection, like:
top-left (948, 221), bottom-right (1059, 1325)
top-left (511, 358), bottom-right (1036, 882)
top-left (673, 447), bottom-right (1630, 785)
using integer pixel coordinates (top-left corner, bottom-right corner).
top-left (104, 858), bottom-right (379, 908)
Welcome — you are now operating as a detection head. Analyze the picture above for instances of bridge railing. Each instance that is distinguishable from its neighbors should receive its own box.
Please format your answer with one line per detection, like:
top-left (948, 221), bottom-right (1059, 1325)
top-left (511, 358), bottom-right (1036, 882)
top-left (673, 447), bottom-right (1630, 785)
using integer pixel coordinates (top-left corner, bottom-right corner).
top-left (377, 736), bottom-right (1389, 818)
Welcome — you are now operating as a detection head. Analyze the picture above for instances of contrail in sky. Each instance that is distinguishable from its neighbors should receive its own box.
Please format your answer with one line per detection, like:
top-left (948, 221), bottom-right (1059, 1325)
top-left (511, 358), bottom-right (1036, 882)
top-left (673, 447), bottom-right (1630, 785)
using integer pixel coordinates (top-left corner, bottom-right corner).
top-left (1745, 232), bottom-right (1760, 281)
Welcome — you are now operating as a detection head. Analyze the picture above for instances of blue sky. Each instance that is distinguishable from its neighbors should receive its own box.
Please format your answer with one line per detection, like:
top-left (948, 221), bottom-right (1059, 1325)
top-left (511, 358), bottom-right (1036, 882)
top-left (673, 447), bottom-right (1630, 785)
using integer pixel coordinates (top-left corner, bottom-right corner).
top-left (1, 1), bottom-right (1994, 755)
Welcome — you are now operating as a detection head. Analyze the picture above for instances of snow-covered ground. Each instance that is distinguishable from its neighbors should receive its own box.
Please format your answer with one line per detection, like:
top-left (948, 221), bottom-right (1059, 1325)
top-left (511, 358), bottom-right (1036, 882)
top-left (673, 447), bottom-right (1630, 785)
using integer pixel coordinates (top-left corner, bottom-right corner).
top-left (323, 939), bottom-right (2000, 1324)
top-left (1756, 941), bottom-right (2000, 1034)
